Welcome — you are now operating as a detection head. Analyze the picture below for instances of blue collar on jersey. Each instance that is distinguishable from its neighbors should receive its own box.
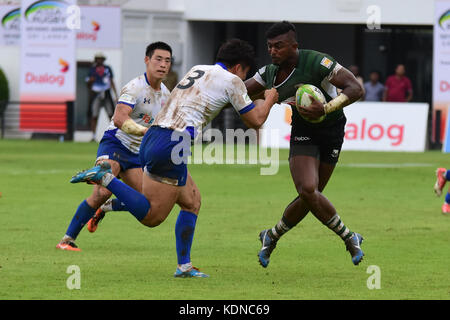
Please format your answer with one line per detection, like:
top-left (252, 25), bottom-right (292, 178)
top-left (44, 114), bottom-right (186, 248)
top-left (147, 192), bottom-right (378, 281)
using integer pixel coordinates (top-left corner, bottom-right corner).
top-left (215, 62), bottom-right (228, 71)
top-left (144, 72), bottom-right (150, 86)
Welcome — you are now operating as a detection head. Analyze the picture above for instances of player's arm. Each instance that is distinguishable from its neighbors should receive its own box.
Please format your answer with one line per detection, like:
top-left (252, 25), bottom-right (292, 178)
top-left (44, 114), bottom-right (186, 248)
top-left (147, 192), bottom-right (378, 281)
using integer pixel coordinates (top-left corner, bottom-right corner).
top-left (328, 66), bottom-right (365, 108)
top-left (245, 78), bottom-right (266, 100)
top-left (112, 104), bottom-right (148, 136)
top-left (239, 88), bottom-right (279, 129)
top-left (299, 66), bottom-right (365, 120)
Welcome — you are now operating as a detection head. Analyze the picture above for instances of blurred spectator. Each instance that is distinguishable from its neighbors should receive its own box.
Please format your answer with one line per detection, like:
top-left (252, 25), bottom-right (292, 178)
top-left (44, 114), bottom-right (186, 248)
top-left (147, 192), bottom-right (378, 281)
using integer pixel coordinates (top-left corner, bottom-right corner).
top-left (87, 52), bottom-right (118, 136)
top-left (363, 71), bottom-right (384, 101)
top-left (383, 64), bottom-right (413, 102)
top-left (349, 65), bottom-right (364, 87)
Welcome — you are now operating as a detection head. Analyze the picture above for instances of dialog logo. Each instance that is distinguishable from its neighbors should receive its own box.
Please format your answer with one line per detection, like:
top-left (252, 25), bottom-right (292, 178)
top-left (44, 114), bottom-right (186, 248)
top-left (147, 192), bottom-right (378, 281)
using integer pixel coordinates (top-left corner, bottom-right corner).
top-left (77, 20), bottom-right (100, 41)
top-left (59, 58), bottom-right (69, 73)
top-left (92, 20), bottom-right (100, 31)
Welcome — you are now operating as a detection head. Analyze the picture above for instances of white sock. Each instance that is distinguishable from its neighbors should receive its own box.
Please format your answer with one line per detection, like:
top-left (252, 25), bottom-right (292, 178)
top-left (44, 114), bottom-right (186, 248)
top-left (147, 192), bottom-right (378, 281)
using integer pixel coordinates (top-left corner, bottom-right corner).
top-left (178, 262), bottom-right (192, 272)
top-left (100, 198), bottom-right (114, 212)
top-left (101, 173), bottom-right (114, 187)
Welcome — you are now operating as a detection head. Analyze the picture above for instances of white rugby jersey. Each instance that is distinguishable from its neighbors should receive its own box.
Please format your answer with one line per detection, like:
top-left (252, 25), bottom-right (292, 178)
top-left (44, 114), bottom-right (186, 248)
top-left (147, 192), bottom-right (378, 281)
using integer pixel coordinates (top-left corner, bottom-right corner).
top-left (103, 73), bottom-right (170, 153)
top-left (154, 63), bottom-right (255, 136)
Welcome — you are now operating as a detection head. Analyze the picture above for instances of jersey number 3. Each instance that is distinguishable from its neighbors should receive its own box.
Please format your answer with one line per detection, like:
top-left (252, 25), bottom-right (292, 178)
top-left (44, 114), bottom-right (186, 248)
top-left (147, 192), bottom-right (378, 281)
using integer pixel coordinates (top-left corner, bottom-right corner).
top-left (177, 70), bottom-right (205, 90)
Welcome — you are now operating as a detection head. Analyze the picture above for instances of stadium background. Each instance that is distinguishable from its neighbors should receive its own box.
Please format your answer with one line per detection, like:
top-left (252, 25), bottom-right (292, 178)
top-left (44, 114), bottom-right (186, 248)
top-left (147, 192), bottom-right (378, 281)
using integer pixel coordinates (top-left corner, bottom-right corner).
top-left (0, 0), bottom-right (444, 150)
top-left (1, 0), bottom-right (450, 302)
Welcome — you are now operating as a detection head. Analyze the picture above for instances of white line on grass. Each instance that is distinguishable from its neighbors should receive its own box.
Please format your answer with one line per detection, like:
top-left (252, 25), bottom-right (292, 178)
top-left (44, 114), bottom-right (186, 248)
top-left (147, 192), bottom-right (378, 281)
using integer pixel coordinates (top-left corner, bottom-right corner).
top-left (0, 162), bottom-right (434, 175)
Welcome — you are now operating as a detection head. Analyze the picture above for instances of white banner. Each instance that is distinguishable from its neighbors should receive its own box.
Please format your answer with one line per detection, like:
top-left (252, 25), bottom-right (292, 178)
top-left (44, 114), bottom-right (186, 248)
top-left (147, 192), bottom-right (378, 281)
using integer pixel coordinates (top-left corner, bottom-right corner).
top-left (342, 102), bottom-right (429, 152)
top-left (20, 0), bottom-right (76, 101)
top-left (260, 104), bottom-right (292, 149)
top-left (433, 0), bottom-right (450, 143)
top-left (261, 102), bottom-right (429, 152)
top-left (0, 5), bottom-right (20, 46)
top-left (76, 6), bottom-right (121, 48)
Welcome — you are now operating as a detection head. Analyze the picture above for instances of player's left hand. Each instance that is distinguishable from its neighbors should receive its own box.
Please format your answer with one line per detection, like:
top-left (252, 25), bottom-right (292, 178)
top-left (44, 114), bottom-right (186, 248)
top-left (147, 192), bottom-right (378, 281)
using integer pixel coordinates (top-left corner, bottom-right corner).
top-left (296, 94), bottom-right (326, 120)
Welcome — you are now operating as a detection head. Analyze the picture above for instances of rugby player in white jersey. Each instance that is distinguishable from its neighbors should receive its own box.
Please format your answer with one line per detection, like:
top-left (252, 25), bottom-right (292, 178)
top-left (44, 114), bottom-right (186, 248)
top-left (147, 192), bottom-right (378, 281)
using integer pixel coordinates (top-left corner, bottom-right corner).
top-left (57, 42), bottom-right (172, 251)
top-left (70, 39), bottom-right (279, 277)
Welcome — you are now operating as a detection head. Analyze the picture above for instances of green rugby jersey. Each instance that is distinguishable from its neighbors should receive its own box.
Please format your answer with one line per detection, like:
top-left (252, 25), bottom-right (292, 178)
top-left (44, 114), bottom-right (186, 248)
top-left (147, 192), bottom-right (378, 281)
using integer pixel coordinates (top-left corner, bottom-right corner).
top-left (254, 49), bottom-right (344, 128)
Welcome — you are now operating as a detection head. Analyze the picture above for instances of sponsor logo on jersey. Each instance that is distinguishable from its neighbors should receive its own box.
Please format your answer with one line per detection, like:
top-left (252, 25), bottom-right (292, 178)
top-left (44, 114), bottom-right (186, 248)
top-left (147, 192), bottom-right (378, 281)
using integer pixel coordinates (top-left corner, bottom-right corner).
top-left (118, 94), bottom-right (135, 105)
top-left (294, 136), bottom-right (311, 141)
top-left (243, 93), bottom-right (252, 105)
top-left (320, 57), bottom-right (333, 69)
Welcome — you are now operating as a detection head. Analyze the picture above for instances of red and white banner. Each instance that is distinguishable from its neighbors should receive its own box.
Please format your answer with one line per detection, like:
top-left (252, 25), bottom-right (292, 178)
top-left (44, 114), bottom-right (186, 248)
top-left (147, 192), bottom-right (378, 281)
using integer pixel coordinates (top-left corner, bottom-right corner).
top-left (76, 6), bottom-right (121, 49)
top-left (0, 5), bottom-right (20, 46)
top-left (342, 102), bottom-right (428, 151)
top-left (20, 0), bottom-right (76, 133)
top-left (261, 102), bottom-right (429, 152)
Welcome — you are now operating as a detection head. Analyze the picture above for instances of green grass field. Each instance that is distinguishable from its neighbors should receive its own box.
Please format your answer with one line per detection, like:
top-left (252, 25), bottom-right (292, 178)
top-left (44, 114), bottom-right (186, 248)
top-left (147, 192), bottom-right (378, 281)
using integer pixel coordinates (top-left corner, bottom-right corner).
top-left (1, 139), bottom-right (450, 300)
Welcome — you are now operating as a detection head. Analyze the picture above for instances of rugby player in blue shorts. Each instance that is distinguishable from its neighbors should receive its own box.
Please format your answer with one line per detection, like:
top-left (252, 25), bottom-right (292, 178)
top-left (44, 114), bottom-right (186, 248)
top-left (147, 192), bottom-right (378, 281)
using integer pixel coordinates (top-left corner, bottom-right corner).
top-left (56, 42), bottom-right (173, 251)
top-left (70, 39), bottom-right (279, 277)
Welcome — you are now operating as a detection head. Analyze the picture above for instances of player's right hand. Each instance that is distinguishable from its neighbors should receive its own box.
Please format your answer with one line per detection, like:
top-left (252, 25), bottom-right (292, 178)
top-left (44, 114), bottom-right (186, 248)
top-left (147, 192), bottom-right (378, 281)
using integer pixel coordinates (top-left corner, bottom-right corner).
top-left (264, 88), bottom-right (279, 104)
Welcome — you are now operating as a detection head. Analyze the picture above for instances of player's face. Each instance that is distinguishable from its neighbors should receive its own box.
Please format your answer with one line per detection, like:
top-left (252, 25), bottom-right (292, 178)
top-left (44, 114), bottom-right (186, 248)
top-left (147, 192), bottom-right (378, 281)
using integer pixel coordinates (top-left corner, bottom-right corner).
top-left (146, 49), bottom-right (172, 80)
top-left (267, 33), bottom-right (297, 66)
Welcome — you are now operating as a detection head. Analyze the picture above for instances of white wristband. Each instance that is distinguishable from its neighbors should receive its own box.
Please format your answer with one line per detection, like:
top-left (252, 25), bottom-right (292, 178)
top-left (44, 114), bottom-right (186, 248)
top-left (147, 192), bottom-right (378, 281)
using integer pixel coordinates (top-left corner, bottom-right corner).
top-left (121, 119), bottom-right (147, 136)
top-left (323, 93), bottom-right (350, 114)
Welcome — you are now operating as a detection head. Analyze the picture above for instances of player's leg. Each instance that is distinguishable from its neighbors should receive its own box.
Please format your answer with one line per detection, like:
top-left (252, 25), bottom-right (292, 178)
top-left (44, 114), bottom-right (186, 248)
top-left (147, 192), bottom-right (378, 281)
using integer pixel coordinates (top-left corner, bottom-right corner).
top-left (257, 143), bottom-right (319, 267)
top-left (73, 126), bottom-right (190, 228)
top-left (291, 155), bottom-right (363, 265)
top-left (434, 168), bottom-right (450, 196)
top-left (87, 167), bottom-right (142, 233)
top-left (443, 188), bottom-right (450, 215)
top-left (173, 173), bottom-right (208, 278)
top-left (433, 168), bottom-right (450, 214)
top-left (316, 130), bottom-right (364, 265)
top-left (269, 159), bottom-right (337, 241)
top-left (57, 159), bottom-right (121, 251)
top-left (72, 163), bottom-right (179, 226)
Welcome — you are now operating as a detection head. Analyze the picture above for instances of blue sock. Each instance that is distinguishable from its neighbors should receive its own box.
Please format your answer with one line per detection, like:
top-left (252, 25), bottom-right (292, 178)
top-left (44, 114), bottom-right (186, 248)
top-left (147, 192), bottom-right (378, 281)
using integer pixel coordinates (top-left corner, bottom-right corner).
top-left (111, 198), bottom-right (127, 211)
top-left (106, 177), bottom-right (149, 221)
top-left (446, 170), bottom-right (450, 181)
top-left (175, 210), bottom-right (198, 265)
top-left (445, 193), bottom-right (450, 204)
top-left (66, 200), bottom-right (96, 239)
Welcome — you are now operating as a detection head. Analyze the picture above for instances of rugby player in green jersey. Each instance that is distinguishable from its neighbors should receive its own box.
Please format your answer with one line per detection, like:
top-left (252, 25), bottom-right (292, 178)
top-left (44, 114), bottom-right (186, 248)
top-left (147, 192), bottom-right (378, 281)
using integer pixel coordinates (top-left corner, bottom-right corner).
top-left (245, 21), bottom-right (365, 267)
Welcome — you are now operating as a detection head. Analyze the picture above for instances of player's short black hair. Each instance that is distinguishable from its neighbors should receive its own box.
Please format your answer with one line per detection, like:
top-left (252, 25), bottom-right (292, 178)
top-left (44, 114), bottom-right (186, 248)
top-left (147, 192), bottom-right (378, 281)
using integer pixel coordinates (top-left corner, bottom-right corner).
top-left (265, 21), bottom-right (297, 39)
top-left (215, 38), bottom-right (255, 70)
top-left (145, 41), bottom-right (172, 58)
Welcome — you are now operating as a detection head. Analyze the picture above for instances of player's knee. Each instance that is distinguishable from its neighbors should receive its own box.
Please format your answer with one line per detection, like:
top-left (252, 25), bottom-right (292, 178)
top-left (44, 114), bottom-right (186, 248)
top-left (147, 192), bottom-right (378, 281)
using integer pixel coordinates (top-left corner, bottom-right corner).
top-left (141, 214), bottom-right (164, 228)
top-left (180, 199), bottom-right (201, 215)
top-left (179, 192), bottom-right (201, 214)
top-left (297, 184), bottom-right (318, 202)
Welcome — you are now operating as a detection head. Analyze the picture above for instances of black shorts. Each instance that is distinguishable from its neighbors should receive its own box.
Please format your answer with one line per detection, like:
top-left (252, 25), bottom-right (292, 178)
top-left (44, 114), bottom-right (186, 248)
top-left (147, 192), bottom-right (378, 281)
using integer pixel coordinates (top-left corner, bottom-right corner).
top-left (289, 116), bottom-right (347, 164)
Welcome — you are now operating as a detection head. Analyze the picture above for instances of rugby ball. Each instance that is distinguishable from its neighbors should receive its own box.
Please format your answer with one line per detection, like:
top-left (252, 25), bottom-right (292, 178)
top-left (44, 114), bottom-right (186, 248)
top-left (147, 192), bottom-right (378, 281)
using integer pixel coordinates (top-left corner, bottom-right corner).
top-left (295, 84), bottom-right (327, 123)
